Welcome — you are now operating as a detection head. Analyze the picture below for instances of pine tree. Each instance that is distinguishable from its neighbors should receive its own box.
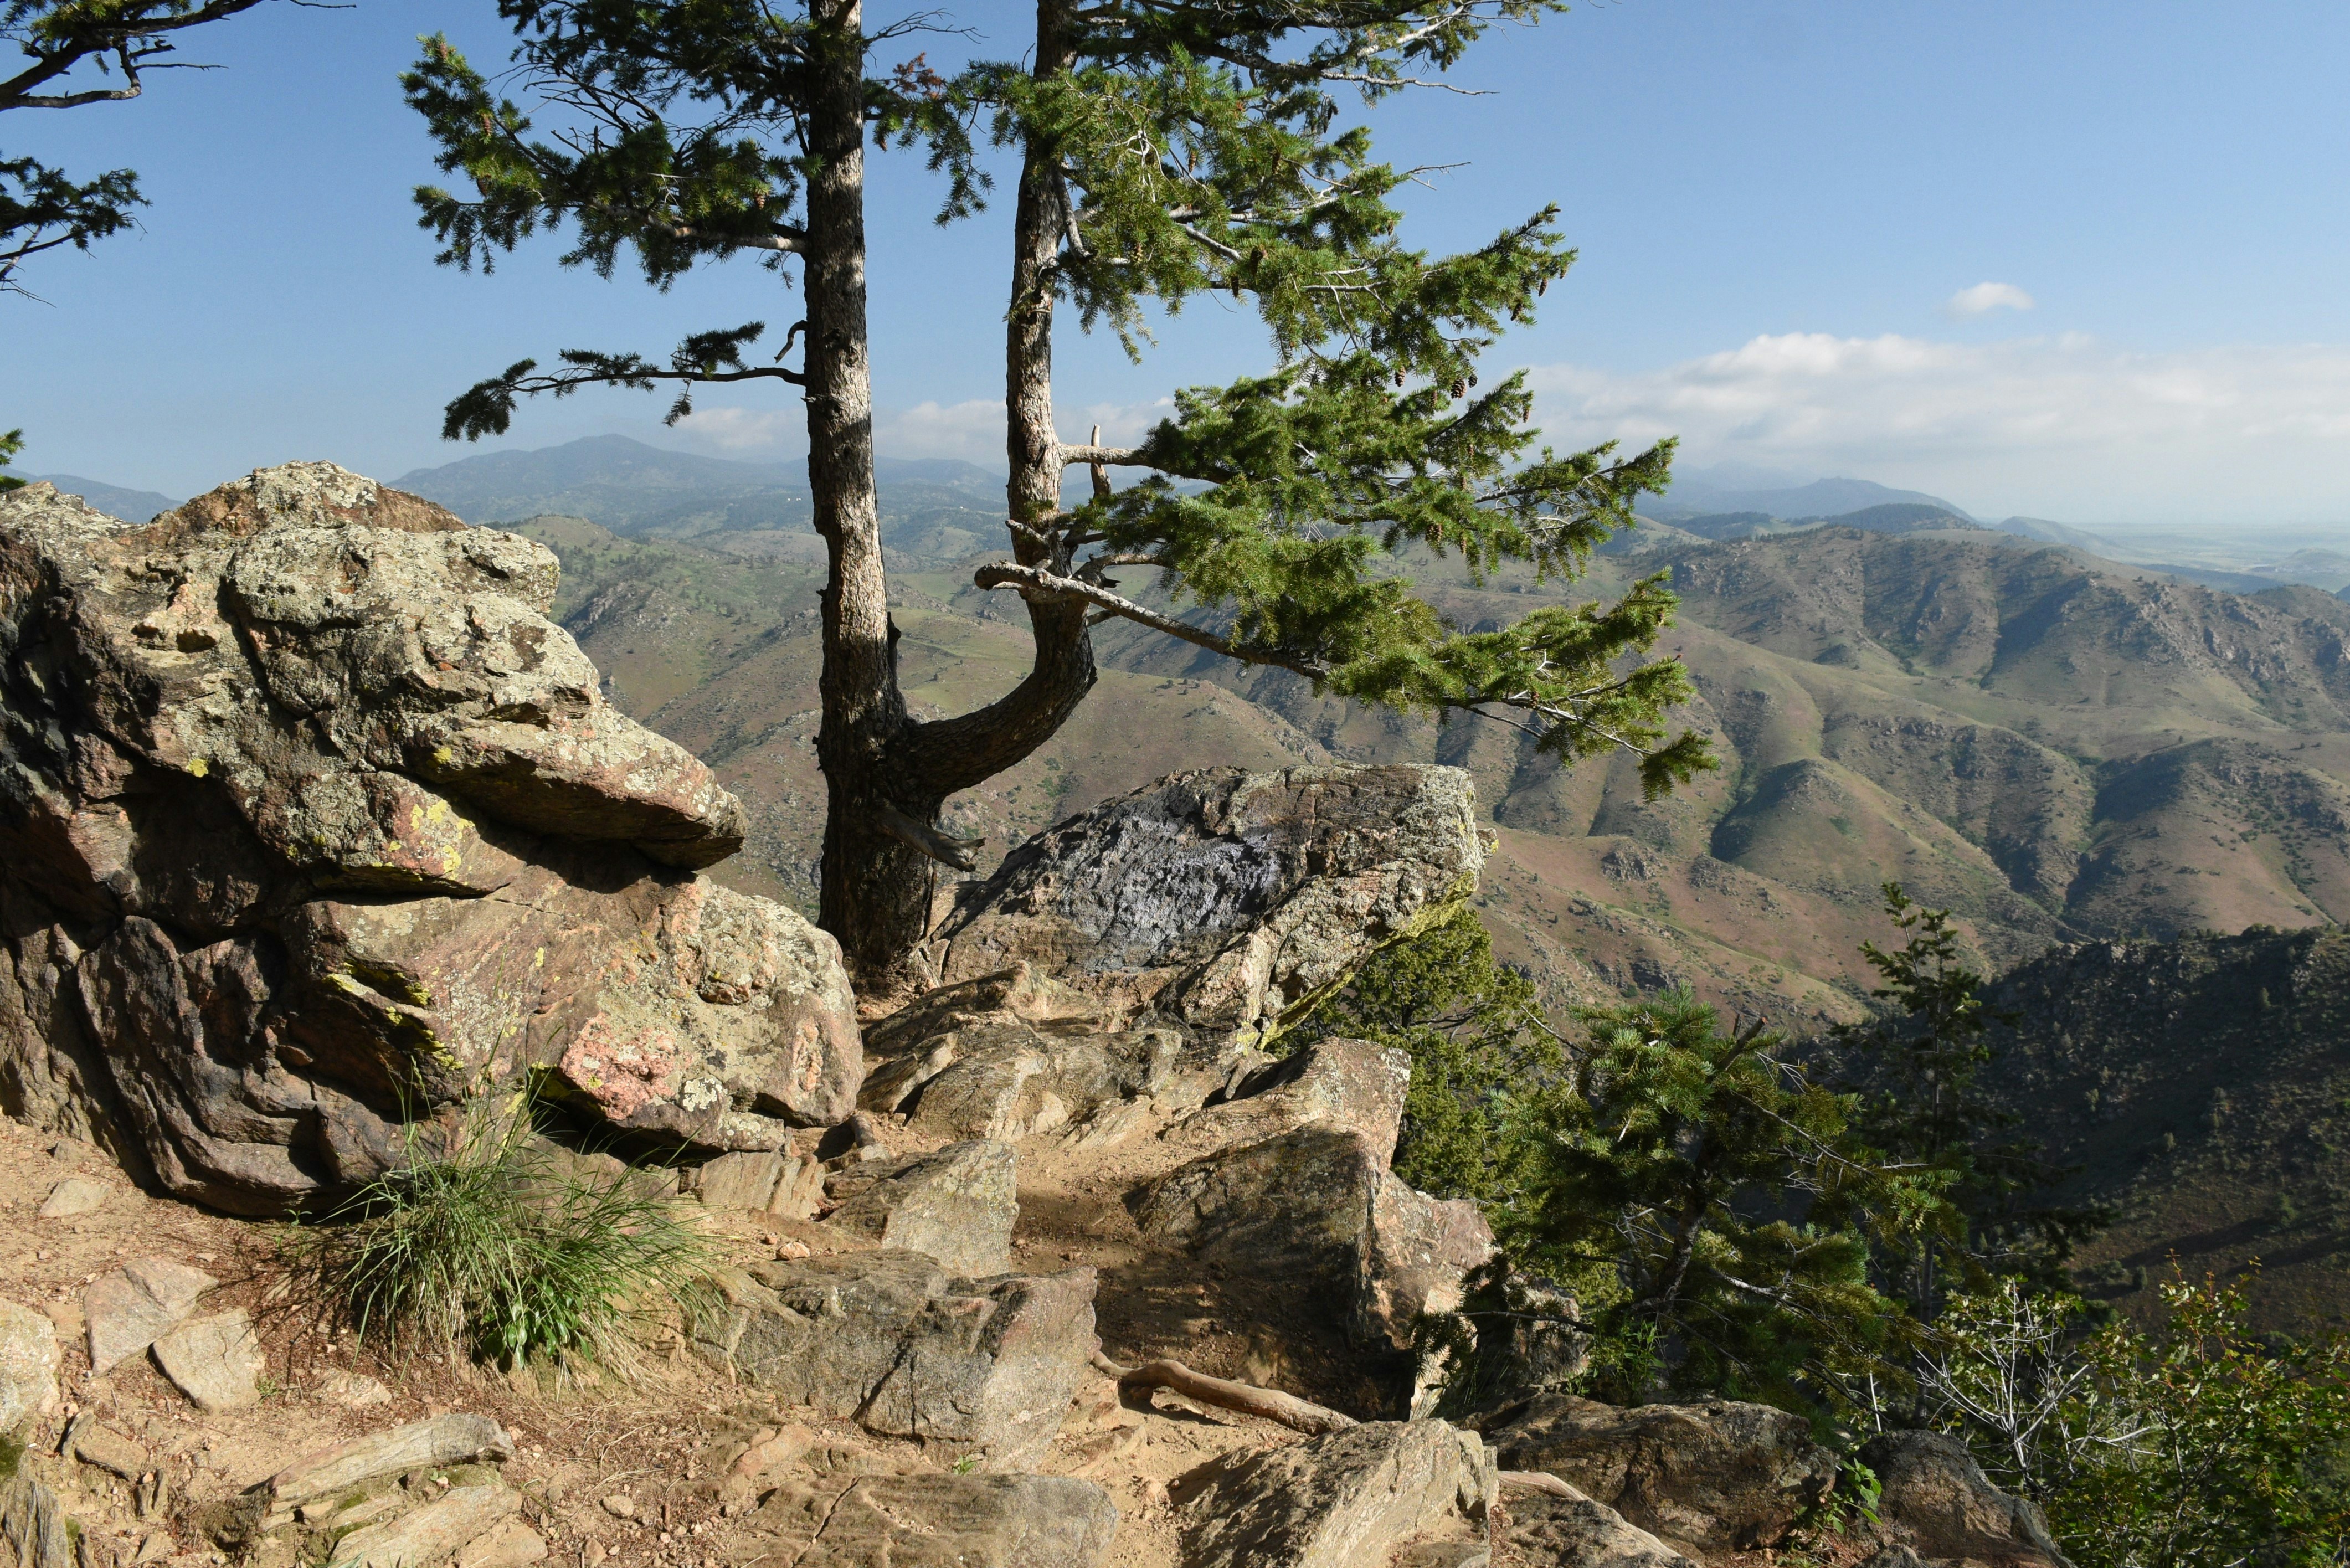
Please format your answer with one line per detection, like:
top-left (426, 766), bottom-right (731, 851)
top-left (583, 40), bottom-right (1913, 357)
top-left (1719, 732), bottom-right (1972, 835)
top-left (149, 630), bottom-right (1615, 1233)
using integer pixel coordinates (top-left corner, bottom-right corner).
top-left (1836, 883), bottom-right (2103, 1317)
top-left (1506, 991), bottom-right (1935, 1409)
top-left (410, 0), bottom-right (1714, 978)
top-left (1290, 902), bottom-right (1553, 1202)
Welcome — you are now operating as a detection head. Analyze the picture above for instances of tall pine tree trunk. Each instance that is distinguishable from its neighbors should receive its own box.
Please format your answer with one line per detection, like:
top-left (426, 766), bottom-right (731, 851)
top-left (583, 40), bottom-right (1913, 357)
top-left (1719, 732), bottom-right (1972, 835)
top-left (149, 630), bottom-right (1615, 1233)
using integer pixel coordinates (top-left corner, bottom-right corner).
top-left (810, 0), bottom-right (1098, 983)
top-left (805, 0), bottom-right (929, 979)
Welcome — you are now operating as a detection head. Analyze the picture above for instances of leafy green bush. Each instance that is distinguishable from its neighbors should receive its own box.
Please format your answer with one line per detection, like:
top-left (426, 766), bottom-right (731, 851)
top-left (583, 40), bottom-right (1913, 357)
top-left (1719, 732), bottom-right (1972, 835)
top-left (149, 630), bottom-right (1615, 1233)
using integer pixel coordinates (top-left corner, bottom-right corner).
top-left (297, 1099), bottom-right (710, 1369)
top-left (1926, 1273), bottom-right (2350, 1567)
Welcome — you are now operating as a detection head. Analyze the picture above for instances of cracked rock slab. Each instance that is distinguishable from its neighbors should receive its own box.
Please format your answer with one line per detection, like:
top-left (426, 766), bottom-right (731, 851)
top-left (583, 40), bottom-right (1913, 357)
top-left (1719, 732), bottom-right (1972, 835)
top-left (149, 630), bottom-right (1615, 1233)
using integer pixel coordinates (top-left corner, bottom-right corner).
top-left (820, 1140), bottom-right (1017, 1276)
top-left (85, 1258), bottom-right (216, 1375)
top-left (1174, 1420), bottom-right (1495, 1568)
top-left (722, 1472), bottom-right (1117, 1568)
top-left (151, 1310), bottom-right (265, 1412)
top-left (692, 1252), bottom-right (1094, 1470)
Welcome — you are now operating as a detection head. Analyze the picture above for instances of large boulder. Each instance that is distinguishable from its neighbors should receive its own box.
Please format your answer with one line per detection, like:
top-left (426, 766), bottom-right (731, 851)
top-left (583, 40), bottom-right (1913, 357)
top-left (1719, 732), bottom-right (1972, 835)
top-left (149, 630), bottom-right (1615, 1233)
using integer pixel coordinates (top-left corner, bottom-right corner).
top-left (1479, 1394), bottom-right (1839, 1556)
top-left (1132, 1126), bottom-right (1494, 1355)
top-left (1861, 1431), bottom-right (2070, 1568)
top-left (1173, 1419), bottom-right (1496, 1568)
top-left (0, 468), bottom-right (859, 1212)
top-left (1169, 1037), bottom-right (1412, 1166)
top-left (691, 1251), bottom-right (1096, 1469)
top-left (933, 765), bottom-right (1483, 1046)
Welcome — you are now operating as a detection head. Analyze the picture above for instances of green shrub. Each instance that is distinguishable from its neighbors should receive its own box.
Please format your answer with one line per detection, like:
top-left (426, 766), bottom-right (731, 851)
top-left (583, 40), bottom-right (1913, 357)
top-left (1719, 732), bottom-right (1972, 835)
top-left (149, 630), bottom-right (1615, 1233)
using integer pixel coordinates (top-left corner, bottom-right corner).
top-left (296, 1097), bottom-right (710, 1368)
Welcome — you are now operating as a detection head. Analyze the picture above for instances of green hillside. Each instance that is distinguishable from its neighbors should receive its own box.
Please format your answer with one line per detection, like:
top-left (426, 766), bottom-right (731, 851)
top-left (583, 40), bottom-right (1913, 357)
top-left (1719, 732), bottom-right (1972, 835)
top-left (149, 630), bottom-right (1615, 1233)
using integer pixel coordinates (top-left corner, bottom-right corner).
top-left (1977, 926), bottom-right (2350, 1330)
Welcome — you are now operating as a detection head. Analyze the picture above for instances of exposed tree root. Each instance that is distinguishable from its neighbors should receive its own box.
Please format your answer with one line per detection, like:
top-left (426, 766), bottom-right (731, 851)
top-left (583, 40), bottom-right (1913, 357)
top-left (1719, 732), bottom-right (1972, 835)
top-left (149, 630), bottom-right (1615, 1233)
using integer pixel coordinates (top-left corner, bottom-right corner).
top-left (1090, 1351), bottom-right (1359, 1436)
top-left (1499, 1470), bottom-right (1580, 1499)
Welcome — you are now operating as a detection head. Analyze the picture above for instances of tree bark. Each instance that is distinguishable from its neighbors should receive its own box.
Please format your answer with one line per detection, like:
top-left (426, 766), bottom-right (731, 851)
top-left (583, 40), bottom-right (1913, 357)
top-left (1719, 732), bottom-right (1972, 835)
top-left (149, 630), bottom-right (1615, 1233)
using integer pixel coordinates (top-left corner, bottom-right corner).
top-left (804, 0), bottom-right (931, 979)
top-left (889, 0), bottom-right (1097, 801)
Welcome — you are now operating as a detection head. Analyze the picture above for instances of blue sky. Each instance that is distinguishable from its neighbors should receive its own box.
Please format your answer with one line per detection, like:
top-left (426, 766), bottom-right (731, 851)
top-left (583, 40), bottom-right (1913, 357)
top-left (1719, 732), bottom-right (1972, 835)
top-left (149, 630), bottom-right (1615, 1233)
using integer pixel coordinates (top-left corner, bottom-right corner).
top-left (7, 0), bottom-right (2349, 527)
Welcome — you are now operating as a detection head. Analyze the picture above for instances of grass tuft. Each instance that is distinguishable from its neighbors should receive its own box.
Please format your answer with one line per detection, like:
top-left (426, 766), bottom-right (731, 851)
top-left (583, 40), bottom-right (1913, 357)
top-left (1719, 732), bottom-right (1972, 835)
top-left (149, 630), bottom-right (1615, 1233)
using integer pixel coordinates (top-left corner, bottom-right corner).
top-left (294, 1096), bottom-right (711, 1370)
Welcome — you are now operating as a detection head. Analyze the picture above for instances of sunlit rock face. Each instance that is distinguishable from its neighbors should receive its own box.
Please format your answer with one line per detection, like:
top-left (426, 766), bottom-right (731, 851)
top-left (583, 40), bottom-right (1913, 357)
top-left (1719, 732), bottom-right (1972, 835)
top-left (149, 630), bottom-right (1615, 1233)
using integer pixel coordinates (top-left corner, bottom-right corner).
top-left (0, 465), bottom-right (858, 1214)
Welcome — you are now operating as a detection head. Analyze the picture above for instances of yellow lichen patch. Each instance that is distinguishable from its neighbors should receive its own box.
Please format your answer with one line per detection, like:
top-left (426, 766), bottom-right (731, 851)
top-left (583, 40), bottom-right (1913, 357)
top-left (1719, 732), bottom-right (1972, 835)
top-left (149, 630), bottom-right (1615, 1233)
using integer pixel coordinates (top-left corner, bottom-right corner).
top-left (187, 757), bottom-right (210, 778)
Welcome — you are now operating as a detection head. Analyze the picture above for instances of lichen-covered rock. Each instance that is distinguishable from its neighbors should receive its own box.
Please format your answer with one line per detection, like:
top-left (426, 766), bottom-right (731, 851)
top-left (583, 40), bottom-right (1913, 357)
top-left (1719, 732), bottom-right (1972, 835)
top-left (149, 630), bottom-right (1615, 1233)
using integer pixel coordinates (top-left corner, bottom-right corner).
top-left (1132, 1127), bottom-right (1494, 1355)
top-left (934, 765), bottom-right (1483, 1046)
top-left (1478, 1395), bottom-right (1838, 1556)
top-left (0, 469), bottom-right (859, 1212)
top-left (1861, 1431), bottom-right (2071, 1568)
top-left (1173, 1419), bottom-right (1495, 1568)
top-left (691, 1252), bottom-right (1095, 1469)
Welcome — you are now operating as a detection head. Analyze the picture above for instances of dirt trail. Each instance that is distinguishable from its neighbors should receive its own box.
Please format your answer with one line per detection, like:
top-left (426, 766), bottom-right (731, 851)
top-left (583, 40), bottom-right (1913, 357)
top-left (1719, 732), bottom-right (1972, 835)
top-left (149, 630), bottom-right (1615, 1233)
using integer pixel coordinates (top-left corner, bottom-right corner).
top-left (0, 1114), bottom-right (1323, 1568)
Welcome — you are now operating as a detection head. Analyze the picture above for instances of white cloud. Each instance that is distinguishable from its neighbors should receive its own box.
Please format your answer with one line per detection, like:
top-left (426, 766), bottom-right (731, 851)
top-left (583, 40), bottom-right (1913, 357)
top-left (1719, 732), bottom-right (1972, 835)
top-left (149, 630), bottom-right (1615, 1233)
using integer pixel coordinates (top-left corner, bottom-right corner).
top-left (675, 396), bottom-right (1172, 467)
top-left (1530, 332), bottom-right (2350, 523)
top-left (671, 406), bottom-right (801, 453)
top-left (1942, 281), bottom-right (2037, 318)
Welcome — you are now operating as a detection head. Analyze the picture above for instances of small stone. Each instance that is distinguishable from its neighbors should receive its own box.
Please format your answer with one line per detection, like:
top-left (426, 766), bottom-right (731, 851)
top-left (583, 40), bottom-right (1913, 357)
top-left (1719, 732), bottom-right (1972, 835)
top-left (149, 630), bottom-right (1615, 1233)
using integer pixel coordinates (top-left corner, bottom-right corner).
top-left (37, 1178), bottom-right (112, 1219)
top-left (69, 1421), bottom-right (151, 1480)
top-left (0, 1299), bottom-right (62, 1433)
top-left (600, 1497), bottom-right (636, 1520)
top-left (315, 1370), bottom-right (393, 1408)
top-left (455, 1519), bottom-right (548, 1568)
top-left (151, 1311), bottom-right (265, 1412)
top-left (133, 1534), bottom-right (173, 1566)
top-left (85, 1259), bottom-right (217, 1375)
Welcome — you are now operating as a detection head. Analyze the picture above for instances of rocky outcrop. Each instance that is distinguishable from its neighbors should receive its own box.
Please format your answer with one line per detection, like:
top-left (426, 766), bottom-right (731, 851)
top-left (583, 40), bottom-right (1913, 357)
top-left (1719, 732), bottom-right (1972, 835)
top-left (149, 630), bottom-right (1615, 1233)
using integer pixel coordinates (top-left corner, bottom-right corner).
top-left (933, 766), bottom-right (1483, 1046)
top-left (1862, 1431), bottom-right (2071, 1568)
top-left (1172, 1419), bottom-right (1495, 1568)
top-left (1479, 1395), bottom-right (1839, 1556)
top-left (1132, 1126), bottom-right (1494, 1355)
top-left (0, 467), bottom-right (860, 1213)
top-left (691, 1252), bottom-right (1095, 1469)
